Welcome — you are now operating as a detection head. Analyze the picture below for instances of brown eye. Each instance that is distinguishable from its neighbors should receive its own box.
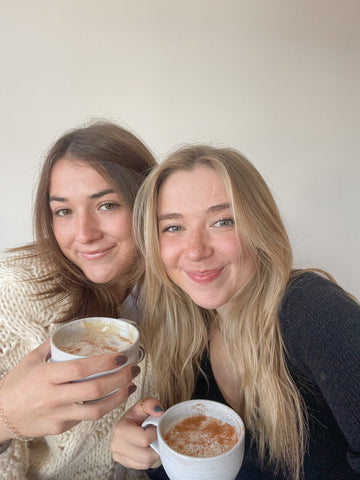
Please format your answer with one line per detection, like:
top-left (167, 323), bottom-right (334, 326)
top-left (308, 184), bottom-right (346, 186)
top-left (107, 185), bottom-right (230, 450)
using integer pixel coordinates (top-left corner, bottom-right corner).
top-left (100, 202), bottom-right (119, 211)
top-left (53, 208), bottom-right (72, 217)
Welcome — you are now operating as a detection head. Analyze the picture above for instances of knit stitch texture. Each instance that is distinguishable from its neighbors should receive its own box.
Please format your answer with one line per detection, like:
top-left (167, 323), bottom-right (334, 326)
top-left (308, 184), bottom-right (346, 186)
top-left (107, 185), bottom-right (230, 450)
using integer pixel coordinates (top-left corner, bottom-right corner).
top-left (0, 252), bottom-right (154, 480)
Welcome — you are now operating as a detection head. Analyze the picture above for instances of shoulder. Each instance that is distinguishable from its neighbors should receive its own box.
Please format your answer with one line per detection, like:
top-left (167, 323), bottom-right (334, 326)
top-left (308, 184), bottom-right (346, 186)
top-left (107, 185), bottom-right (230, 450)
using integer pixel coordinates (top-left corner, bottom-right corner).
top-left (0, 250), bottom-right (70, 364)
top-left (0, 250), bottom-right (50, 292)
top-left (279, 271), bottom-right (360, 374)
top-left (280, 271), bottom-right (359, 324)
top-left (0, 249), bottom-right (67, 321)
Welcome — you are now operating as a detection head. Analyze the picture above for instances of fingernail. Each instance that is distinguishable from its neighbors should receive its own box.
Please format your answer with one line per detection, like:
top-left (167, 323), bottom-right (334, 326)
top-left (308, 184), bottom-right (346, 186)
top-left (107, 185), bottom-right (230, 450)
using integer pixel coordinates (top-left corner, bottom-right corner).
top-left (154, 405), bottom-right (164, 413)
top-left (131, 366), bottom-right (141, 378)
top-left (115, 355), bottom-right (128, 366)
top-left (128, 384), bottom-right (137, 395)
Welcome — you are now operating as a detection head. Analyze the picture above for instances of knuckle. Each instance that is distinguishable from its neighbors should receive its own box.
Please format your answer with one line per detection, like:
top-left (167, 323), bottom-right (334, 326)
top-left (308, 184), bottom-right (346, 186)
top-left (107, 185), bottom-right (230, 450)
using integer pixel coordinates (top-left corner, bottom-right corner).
top-left (68, 362), bottom-right (86, 379)
top-left (86, 382), bottom-right (105, 400)
top-left (138, 436), bottom-right (152, 448)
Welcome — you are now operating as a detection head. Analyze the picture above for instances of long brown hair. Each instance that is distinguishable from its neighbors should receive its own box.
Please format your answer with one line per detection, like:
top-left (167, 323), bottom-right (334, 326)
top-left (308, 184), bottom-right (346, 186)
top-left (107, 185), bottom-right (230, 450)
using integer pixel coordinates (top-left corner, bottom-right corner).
top-left (12, 120), bottom-right (156, 322)
top-left (134, 145), bottom-right (308, 479)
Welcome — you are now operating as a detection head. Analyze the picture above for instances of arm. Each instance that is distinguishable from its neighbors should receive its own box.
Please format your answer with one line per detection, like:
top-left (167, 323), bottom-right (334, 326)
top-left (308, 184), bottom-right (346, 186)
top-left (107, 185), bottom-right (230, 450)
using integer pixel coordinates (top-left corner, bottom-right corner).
top-left (280, 273), bottom-right (360, 473)
top-left (0, 258), bottom-right (138, 477)
top-left (0, 341), bottom-right (138, 440)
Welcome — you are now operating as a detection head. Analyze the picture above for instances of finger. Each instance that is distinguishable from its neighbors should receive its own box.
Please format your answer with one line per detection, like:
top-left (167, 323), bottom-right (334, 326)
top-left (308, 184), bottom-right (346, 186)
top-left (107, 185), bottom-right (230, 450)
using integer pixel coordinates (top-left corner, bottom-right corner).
top-left (54, 364), bottom-right (139, 404)
top-left (46, 353), bottom-right (129, 384)
top-left (112, 401), bottom-right (161, 446)
top-left (111, 418), bottom-right (160, 469)
top-left (61, 382), bottom-right (138, 422)
top-left (139, 397), bottom-right (164, 417)
top-left (112, 444), bottom-right (160, 470)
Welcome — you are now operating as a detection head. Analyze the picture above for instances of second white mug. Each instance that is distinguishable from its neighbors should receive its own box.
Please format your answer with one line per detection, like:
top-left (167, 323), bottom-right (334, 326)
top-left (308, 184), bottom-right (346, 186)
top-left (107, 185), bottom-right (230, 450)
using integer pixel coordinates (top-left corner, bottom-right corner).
top-left (142, 399), bottom-right (245, 480)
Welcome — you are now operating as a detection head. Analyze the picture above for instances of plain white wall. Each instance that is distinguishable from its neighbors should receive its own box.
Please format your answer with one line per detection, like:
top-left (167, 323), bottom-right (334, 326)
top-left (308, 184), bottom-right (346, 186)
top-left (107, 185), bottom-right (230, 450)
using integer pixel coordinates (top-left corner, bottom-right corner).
top-left (0, 0), bottom-right (359, 296)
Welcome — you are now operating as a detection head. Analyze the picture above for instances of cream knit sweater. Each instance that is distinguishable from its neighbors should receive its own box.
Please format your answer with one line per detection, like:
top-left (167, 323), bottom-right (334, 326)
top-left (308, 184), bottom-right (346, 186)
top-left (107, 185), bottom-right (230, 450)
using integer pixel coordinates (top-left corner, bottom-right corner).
top-left (0, 252), bottom-right (155, 480)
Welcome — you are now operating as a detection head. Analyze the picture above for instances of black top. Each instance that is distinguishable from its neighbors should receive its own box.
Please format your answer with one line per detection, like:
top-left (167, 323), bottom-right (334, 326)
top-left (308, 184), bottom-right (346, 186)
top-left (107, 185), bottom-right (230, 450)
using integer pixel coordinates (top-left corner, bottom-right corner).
top-left (147, 273), bottom-right (360, 479)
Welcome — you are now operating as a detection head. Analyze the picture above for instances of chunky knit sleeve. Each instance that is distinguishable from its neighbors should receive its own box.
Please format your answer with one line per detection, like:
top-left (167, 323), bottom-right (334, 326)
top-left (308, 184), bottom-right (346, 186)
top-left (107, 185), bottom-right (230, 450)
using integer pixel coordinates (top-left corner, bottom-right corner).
top-left (280, 272), bottom-right (360, 473)
top-left (0, 254), bottom-right (59, 477)
top-left (0, 253), bottom-right (63, 364)
top-left (0, 254), bottom-right (158, 479)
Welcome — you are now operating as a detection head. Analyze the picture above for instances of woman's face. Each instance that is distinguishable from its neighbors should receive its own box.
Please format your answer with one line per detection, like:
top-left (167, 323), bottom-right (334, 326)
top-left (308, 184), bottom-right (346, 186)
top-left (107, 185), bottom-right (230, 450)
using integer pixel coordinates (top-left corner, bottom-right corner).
top-left (157, 165), bottom-right (255, 314)
top-left (49, 157), bottom-right (136, 290)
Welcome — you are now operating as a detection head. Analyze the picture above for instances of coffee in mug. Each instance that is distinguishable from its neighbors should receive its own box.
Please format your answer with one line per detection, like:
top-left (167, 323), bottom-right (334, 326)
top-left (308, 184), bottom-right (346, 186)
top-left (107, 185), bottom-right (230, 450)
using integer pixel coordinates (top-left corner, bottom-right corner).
top-left (142, 399), bottom-right (245, 480)
top-left (55, 317), bottom-right (135, 356)
top-left (50, 317), bottom-right (141, 385)
top-left (164, 413), bottom-right (239, 457)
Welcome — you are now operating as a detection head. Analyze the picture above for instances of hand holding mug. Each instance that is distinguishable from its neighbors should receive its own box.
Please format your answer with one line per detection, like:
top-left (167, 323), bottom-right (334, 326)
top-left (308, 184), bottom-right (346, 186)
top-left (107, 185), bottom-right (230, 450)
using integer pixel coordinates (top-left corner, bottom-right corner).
top-left (111, 397), bottom-right (164, 469)
top-left (0, 339), bottom-right (138, 441)
top-left (0, 317), bottom-right (142, 441)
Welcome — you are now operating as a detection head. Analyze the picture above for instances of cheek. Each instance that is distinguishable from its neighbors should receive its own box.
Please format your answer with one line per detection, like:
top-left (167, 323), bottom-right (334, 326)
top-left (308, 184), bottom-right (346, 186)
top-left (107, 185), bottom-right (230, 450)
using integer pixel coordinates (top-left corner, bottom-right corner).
top-left (52, 221), bottom-right (69, 249)
top-left (219, 233), bottom-right (242, 260)
top-left (112, 214), bottom-right (133, 239)
top-left (159, 239), bottom-right (175, 269)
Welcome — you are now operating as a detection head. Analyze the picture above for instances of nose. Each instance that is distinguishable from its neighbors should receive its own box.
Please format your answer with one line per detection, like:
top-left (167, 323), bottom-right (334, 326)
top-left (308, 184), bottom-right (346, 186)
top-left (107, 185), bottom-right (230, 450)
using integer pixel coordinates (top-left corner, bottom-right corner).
top-left (185, 229), bottom-right (213, 261)
top-left (75, 212), bottom-right (103, 244)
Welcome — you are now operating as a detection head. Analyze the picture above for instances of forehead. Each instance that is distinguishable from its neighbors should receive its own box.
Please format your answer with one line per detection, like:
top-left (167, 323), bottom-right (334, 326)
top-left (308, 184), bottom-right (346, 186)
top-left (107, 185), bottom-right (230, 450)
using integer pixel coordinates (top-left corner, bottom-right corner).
top-left (49, 157), bottom-right (110, 189)
top-left (158, 165), bottom-right (228, 210)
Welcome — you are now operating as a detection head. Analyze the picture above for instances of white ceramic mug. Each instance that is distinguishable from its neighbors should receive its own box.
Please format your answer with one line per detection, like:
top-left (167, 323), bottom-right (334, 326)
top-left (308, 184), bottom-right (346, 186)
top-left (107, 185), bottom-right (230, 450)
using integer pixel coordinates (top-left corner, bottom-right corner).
top-left (50, 316), bottom-right (142, 381)
top-left (142, 399), bottom-right (245, 480)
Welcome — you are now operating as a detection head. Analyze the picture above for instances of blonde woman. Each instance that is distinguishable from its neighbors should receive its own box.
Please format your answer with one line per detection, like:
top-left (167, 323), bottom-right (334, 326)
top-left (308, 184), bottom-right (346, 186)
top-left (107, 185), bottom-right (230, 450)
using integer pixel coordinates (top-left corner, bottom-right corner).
top-left (0, 121), bottom-right (157, 480)
top-left (111, 145), bottom-right (360, 479)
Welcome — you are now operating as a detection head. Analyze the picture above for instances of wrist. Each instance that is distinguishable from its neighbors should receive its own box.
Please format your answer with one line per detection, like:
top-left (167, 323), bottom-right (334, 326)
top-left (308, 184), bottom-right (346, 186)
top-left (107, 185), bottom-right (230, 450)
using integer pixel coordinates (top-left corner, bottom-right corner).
top-left (0, 374), bottom-right (12, 442)
top-left (0, 372), bottom-right (28, 442)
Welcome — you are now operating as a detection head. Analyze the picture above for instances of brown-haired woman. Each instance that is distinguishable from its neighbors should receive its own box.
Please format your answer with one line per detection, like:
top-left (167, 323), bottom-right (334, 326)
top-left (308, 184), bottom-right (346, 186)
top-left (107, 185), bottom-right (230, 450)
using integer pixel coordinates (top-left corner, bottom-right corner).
top-left (0, 121), bottom-right (157, 479)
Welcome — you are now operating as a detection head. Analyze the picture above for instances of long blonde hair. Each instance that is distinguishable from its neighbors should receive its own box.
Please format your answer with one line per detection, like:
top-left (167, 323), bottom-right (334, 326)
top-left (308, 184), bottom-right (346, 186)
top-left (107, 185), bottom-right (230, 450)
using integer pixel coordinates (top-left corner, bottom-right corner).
top-left (134, 145), bottom-right (308, 479)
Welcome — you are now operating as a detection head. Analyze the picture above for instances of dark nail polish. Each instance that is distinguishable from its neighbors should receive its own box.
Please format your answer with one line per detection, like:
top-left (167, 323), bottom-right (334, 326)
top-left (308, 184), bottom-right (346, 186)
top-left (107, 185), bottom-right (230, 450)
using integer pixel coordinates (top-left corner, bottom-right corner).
top-left (128, 384), bottom-right (137, 395)
top-left (154, 405), bottom-right (164, 413)
top-left (131, 366), bottom-right (141, 378)
top-left (115, 355), bottom-right (128, 366)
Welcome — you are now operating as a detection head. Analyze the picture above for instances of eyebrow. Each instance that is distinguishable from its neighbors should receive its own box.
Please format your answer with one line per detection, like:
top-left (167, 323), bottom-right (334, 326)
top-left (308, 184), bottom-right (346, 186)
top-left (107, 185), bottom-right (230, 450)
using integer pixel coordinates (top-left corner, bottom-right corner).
top-left (49, 189), bottom-right (115, 203)
top-left (158, 203), bottom-right (231, 222)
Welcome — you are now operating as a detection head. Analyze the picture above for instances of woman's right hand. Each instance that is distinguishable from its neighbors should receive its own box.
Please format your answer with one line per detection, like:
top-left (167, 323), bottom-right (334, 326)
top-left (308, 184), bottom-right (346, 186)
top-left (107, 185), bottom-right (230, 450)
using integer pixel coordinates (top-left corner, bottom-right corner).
top-left (111, 397), bottom-right (164, 470)
top-left (0, 339), bottom-right (140, 441)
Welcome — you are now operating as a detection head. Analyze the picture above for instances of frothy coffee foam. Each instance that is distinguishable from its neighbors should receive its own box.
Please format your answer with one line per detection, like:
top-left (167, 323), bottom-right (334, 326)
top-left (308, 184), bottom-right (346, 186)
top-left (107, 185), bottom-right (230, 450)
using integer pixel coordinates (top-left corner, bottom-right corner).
top-left (164, 414), bottom-right (239, 458)
top-left (57, 320), bottom-right (133, 356)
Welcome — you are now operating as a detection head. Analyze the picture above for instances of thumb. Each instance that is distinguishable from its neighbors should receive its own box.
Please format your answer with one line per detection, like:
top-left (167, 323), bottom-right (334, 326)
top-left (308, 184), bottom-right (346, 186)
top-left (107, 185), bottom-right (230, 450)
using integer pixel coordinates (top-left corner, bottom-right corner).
top-left (24, 338), bottom-right (51, 363)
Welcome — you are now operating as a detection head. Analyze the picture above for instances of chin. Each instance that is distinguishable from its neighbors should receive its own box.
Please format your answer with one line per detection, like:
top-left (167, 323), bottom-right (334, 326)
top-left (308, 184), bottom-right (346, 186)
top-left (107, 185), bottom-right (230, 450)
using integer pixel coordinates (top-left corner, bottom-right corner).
top-left (189, 296), bottom-right (222, 310)
top-left (84, 271), bottom-right (113, 284)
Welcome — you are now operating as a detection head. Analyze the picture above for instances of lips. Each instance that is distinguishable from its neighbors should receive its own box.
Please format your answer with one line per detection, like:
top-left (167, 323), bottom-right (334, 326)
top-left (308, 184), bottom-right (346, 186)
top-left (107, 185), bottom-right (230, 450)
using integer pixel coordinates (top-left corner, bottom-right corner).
top-left (186, 268), bottom-right (223, 285)
top-left (80, 246), bottom-right (115, 260)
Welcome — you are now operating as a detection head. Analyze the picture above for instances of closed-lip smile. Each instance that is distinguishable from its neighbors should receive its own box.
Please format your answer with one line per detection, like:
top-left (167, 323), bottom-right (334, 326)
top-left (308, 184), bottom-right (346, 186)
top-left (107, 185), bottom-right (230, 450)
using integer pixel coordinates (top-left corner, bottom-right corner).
top-left (186, 268), bottom-right (223, 285)
top-left (80, 246), bottom-right (115, 260)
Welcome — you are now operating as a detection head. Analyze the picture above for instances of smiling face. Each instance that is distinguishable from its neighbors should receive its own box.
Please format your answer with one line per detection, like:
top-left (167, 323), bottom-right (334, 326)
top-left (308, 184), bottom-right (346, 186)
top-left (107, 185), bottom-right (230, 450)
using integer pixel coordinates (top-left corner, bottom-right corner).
top-left (49, 157), bottom-right (136, 292)
top-left (157, 165), bottom-right (255, 314)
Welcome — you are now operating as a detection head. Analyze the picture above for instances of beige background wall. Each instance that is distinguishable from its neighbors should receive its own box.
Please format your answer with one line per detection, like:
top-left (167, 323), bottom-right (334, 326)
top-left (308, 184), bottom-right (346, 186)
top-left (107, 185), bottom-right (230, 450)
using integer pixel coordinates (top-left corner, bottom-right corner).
top-left (0, 0), bottom-right (359, 296)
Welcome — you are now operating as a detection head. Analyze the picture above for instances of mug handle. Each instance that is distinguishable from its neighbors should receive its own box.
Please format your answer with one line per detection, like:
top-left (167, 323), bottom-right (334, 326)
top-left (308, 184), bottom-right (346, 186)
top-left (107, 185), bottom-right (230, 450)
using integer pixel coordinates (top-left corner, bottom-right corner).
top-left (141, 416), bottom-right (161, 454)
top-left (138, 346), bottom-right (145, 363)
